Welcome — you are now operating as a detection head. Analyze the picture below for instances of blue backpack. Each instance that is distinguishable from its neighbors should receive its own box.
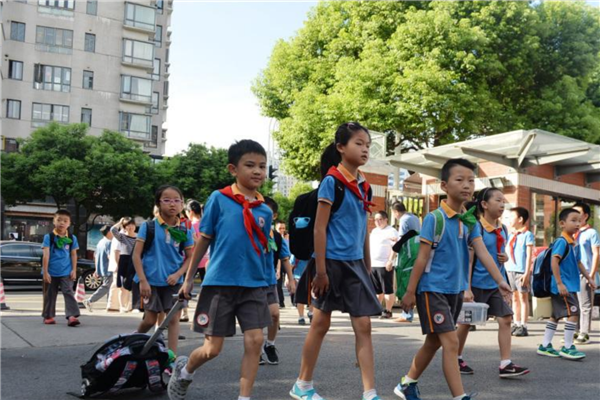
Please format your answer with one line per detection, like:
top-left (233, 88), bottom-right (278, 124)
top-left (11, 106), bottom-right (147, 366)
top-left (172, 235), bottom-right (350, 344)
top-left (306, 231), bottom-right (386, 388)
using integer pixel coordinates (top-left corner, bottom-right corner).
top-left (532, 237), bottom-right (570, 298)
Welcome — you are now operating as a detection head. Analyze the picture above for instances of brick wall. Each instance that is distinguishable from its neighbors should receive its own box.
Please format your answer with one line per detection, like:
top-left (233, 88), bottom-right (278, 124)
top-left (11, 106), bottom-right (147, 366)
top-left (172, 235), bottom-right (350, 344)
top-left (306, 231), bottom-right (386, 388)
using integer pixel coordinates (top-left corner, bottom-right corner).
top-left (478, 162), bottom-right (512, 177)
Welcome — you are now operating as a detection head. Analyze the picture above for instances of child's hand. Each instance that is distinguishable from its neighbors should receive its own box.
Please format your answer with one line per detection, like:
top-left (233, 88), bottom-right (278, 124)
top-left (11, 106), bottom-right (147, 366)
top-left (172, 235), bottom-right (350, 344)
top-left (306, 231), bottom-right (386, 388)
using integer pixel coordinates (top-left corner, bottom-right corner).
top-left (140, 280), bottom-right (151, 299)
top-left (520, 273), bottom-right (530, 288)
top-left (44, 274), bottom-right (52, 284)
top-left (385, 260), bottom-right (394, 272)
top-left (498, 281), bottom-right (513, 304)
top-left (180, 281), bottom-right (193, 300)
top-left (497, 253), bottom-right (509, 264)
top-left (588, 280), bottom-right (597, 291)
top-left (401, 291), bottom-right (416, 312)
top-left (464, 289), bottom-right (474, 303)
top-left (70, 270), bottom-right (77, 281)
top-left (557, 283), bottom-right (568, 296)
top-left (287, 278), bottom-right (297, 295)
top-left (312, 272), bottom-right (329, 298)
top-left (166, 273), bottom-right (179, 286)
top-left (276, 270), bottom-right (281, 280)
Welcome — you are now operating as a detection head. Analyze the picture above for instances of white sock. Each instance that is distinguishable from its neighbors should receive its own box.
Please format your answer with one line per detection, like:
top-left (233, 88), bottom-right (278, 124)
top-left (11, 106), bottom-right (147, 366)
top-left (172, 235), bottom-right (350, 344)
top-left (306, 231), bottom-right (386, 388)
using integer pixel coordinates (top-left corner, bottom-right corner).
top-left (515, 320), bottom-right (522, 327)
top-left (522, 321), bottom-right (527, 328)
top-left (403, 375), bottom-right (418, 384)
top-left (266, 340), bottom-right (275, 347)
top-left (543, 321), bottom-right (558, 347)
top-left (238, 397), bottom-right (250, 400)
top-left (457, 355), bottom-right (463, 360)
top-left (564, 321), bottom-right (577, 348)
top-left (180, 366), bottom-right (195, 380)
top-left (500, 359), bottom-right (512, 369)
top-left (453, 394), bottom-right (467, 400)
top-left (363, 389), bottom-right (378, 400)
top-left (296, 379), bottom-right (313, 391)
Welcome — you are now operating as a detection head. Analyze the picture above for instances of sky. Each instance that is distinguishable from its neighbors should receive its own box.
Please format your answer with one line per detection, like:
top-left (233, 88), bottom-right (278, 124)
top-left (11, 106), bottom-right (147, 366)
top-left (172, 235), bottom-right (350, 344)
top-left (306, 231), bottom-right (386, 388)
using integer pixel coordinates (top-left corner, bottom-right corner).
top-left (166, 0), bottom-right (317, 155)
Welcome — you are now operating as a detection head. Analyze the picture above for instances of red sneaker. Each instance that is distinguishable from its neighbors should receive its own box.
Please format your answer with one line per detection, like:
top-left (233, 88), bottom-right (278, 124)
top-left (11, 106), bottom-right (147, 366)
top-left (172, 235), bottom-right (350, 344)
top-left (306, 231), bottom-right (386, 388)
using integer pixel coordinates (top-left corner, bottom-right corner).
top-left (43, 318), bottom-right (56, 325)
top-left (67, 316), bottom-right (81, 327)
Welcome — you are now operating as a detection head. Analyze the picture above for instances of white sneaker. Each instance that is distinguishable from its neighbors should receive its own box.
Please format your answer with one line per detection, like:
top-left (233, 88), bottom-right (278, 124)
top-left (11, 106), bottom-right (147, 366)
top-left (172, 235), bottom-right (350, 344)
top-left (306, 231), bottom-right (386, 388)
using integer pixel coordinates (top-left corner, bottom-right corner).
top-left (83, 300), bottom-right (93, 313)
top-left (168, 356), bottom-right (193, 400)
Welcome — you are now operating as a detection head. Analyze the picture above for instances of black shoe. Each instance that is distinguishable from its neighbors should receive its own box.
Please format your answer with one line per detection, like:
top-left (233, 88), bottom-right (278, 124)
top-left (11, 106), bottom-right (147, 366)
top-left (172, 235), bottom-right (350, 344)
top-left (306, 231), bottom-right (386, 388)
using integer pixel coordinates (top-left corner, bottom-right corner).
top-left (262, 344), bottom-right (279, 365)
top-left (378, 311), bottom-right (386, 319)
top-left (178, 335), bottom-right (186, 340)
top-left (514, 326), bottom-right (528, 337)
top-left (499, 362), bottom-right (530, 378)
top-left (459, 358), bottom-right (474, 375)
top-left (469, 325), bottom-right (477, 332)
top-left (511, 325), bottom-right (518, 335)
top-left (259, 354), bottom-right (265, 365)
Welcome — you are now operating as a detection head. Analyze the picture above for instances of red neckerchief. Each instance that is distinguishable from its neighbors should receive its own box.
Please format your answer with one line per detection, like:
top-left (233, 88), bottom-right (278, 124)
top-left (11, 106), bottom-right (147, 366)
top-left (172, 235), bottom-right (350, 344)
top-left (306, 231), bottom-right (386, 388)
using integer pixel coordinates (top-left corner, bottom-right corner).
top-left (574, 225), bottom-right (590, 242)
top-left (493, 227), bottom-right (505, 255)
top-left (326, 166), bottom-right (375, 213)
top-left (218, 185), bottom-right (268, 256)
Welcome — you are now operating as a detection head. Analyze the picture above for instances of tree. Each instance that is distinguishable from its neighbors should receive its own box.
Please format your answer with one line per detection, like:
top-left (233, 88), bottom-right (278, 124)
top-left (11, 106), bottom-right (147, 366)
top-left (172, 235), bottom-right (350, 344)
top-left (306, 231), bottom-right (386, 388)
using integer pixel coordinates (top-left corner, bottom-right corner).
top-left (254, 1), bottom-right (600, 180)
top-left (1, 123), bottom-right (155, 234)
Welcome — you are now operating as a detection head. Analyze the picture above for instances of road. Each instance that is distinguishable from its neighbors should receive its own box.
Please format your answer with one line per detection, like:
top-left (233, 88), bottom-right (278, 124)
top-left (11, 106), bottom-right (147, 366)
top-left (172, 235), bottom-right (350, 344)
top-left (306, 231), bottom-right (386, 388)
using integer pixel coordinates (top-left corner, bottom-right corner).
top-left (1, 291), bottom-right (599, 400)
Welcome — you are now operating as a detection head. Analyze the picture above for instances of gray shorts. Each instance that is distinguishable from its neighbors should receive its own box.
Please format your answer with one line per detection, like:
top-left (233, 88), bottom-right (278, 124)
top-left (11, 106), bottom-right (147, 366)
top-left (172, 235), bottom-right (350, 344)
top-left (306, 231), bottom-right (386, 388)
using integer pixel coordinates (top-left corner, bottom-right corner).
top-left (551, 293), bottom-right (580, 320)
top-left (471, 287), bottom-right (513, 318)
top-left (416, 292), bottom-right (464, 335)
top-left (266, 284), bottom-right (279, 306)
top-left (506, 271), bottom-right (530, 293)
top-left (193, 286), bottom-right (271, 337)
top-left (144, 284), bottom-right (181, 313)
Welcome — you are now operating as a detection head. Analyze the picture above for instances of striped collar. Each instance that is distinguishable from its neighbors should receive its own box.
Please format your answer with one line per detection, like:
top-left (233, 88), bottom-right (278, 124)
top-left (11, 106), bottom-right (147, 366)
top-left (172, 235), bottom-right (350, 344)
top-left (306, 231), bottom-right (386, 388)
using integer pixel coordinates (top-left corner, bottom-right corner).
top-left (337, 163), bottom-right (365, 184)
top-left (561, 231), bottom-right (575, 244)
top-left (480, 217), bottom-right (501, 233)
top-left (232, 183), bottom-right (264, 201)
top-left (440, 200), bottom-right (465, 218)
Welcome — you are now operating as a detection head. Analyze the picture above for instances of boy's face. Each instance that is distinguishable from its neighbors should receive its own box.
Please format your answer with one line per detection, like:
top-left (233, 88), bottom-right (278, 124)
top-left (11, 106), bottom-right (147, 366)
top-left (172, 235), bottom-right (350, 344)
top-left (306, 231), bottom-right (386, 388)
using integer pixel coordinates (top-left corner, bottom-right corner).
top-left (338, 130), bottom-right (371, 167)
top-left (560, 211), bottom-right (581, 235)
top-left (392, 209), bottom-right (401, 219)
top-left (573, 206), bottom-right (588, 224)
top-left (374, 214), bottom-right (388, 229)
top-left (509, 211), bottom-right (523, 229)
top-left (276, 223), bottom-right (286, 236)
top-left (441, 165), bottom-right (475, 204)
top-left (228, 153), bottom-right (267, 191)
top-left (53, 215), bottom-right (71, 232)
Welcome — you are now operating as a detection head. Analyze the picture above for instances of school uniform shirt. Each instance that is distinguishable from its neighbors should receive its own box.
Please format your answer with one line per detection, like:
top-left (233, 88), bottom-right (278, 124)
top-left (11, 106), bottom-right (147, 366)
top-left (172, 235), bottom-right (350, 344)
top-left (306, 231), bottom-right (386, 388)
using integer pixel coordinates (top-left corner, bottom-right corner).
top-left (317, 164), bottom-right (369, 261)
top-left (551, 232), bottom-right (582, 294)
top-left (200, 185), bottom-right (273, 287)
top-left (266, 231), bottom-right (291, 285)
top-left (135, 216), bottom-right (194, 287)
top-left (42, 232), bottom-right (79, 277)
top-left (95, 237), bottom-right (112, 277)
top-left (398, 213), bottom-right (421, 237)
top-left (576, 225), bottom-right (600, 274)
top-left (505, 229), bottom-right (535, 273)
top-left (108, 238), bottom-right (120, 273)
top-left (370, 226), bottom-right (399, 267)
top-left (418, 201), bottom-right (482, 294)
top-left (471, 219), bottom-right (507, 290)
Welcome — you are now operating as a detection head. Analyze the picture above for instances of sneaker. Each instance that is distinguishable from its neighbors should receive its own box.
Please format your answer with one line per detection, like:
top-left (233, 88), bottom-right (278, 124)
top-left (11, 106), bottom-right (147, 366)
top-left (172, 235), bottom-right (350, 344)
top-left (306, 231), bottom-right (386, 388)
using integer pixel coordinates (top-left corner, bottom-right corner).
top-left (559, 345), bottom-right (586, 360)
top-left (259, 355), bottom-right (266, 365)
top-left (499, 362), bottom-right (530, 378)
top-left (263, 344), bottom-right (279, 365)
top-left (83, 300), bottom-right (93, 313)
top-left (384, 310), bottom-right (393, 319)
top-left (537, 343), bottom-right (560, 358)
top-left (393, 381), bottom-right (421, 400)
top-left (379, 311), bottom-right (386, 319)
top-left (511, 325), bottom-right (518, 335)
top-left (179, 316), bottom-right (189, 322)
top-left (298, 317), bottom-right (306, 326)
top-left (575, 333), bottom-right (590, 344)
top-left (67, 316), bottom-right (81, 327)
top-left (459, 359), bottom-right (474, 375)
top-left (289, 383), bottom-right (325, 400)
top-left (513, 326), bottom-right (529, 337)
top-left (168, 356), bottom-right (193, 400)
top-left (308, 312), bottom-right (313, 323)
top-left (363, 396), bottom-right (382, 400)
top-left (43, 318), bottom-right (56, 325)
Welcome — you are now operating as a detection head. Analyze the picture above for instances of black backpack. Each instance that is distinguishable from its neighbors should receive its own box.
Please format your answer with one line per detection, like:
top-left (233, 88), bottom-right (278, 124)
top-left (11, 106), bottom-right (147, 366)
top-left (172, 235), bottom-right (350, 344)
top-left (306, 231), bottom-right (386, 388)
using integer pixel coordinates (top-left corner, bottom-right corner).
top-left (288, 178), bottom-right (372, 260)
top-left (532, 237), bottom-right (570, 298)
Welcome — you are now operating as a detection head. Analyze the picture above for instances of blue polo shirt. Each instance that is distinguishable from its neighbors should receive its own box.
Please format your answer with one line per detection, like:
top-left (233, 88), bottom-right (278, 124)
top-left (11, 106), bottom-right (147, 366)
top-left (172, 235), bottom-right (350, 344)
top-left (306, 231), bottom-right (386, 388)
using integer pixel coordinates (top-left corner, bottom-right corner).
top-left (418, 201), bottom-right (482, 294)
top-left (200, 186), bottom-right (273, 287)
top-left (398, 213), bottom-right (421, 237)
top-left (471, 219), bottom-right (507, 290)
top-left (317, 165), bottom-right (369, 261)
top-left (42, 232), bottom-right (79, 277)
top-left (95, 237), bottom-right (112, 277)
top-left (551, 233), bottom-right (581, 294)
top-left (135, 217), bottom-right (194, 287)
top-left (505, 230), bottom-right (535, 273)
top-left (266, 234), bottom-right (291, 285)
top-left (577, 226), bottom-right (600, 274)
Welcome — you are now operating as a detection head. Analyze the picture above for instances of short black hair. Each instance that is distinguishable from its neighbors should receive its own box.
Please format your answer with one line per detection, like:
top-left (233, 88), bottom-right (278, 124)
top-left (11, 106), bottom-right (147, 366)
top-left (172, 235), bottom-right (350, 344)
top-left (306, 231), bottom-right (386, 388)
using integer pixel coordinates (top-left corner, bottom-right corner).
top-left (441, 158), bottom-right (476, 182)
top-left (510, 207), bottom-right (530, 224)
top-left (99, 225), bottom-right (110, 237)
top-left (55, 209), bottom-right (71, 219)
top-left (573, 202), bottom-right (591, 217)
top-left (264, 196), bottom-right (278, 214)
top-left (392, 201), bottom-right (406, 213)
top-left (374, 210), bottom-right (389, 220)
top-left (154, 185), bottom-right (184, 207)
top-left (559, 208), bottom-right (580, 222)
top-left (228, 139), bottom-right (267, 166)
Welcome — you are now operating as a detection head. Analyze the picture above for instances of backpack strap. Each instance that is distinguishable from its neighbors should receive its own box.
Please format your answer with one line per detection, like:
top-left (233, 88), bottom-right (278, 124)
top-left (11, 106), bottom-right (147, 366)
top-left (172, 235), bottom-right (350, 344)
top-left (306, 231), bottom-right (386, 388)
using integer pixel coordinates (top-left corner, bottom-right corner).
top-left (108, 360), bottom-right (138, 393)
top-left (145, 359), bottom-right (164, 392)
top-left (331, 178), bottom-right (346, 214)
top-left (431, 208), bottom-right (446, 248)
top-left (49, 232), bottom-right (56, 253)
top-left (142, 220), bottom-right (156, 257)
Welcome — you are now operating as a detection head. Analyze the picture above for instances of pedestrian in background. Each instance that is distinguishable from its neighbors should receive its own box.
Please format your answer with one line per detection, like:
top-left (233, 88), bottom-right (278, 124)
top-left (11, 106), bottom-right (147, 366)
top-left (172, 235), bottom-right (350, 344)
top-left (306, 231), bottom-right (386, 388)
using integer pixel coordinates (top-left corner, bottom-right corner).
top-left (83, 226), bottom-right (113, 312)
top-left (111, 217), bottom-right (137, 313)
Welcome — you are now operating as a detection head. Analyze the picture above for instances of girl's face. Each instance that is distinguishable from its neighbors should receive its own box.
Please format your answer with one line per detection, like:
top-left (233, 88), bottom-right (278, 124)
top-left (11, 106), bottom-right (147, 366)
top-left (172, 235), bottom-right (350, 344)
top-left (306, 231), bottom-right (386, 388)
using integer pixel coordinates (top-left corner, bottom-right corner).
top-left (158, 188), bottom-right (184, 219)
top-left (482, 190), bottom-right (505, 220)
top-left (338, 130), bottom-right (371, 167)
top-left (125, 223), bottom-right (136, 235)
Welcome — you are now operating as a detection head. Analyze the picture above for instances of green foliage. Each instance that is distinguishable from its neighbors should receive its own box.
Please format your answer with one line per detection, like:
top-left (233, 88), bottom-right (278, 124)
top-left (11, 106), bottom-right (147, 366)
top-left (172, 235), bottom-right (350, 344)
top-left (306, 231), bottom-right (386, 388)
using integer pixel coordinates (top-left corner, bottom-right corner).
top-left (254, 1), bottom-right (600, 180)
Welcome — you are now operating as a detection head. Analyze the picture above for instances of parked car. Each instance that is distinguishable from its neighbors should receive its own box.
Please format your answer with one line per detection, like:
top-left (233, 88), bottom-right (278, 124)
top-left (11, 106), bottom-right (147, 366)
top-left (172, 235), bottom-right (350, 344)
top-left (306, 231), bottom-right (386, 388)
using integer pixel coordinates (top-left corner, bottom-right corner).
top-left (0, 241), bottom-right (102, 291)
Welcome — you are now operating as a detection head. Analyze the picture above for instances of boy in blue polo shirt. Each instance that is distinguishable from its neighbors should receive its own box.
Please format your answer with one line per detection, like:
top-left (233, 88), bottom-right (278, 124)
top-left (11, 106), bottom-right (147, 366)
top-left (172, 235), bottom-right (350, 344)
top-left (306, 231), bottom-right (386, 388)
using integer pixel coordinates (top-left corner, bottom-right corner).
top-left (168, 140), bottom-right (273, 400)
top-left (505, 207), bottom-right (536, 337)
top-left (572, 202), bottom-right (600, 344)
top-left (42, 209), bottom-right (81, 326)
top-left (537, 208), bottom-right (596, 360)
top-left (394, 159), bottom-right (512, 400)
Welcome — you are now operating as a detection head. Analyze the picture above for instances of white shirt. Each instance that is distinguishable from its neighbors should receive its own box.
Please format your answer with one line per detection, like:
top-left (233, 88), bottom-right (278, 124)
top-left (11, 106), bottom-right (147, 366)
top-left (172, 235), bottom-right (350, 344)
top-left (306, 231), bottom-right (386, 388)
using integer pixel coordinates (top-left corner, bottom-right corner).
top-left (370, 226), bottom-right (399, 267)
top-left (108, 238), bottom-right (120, 272)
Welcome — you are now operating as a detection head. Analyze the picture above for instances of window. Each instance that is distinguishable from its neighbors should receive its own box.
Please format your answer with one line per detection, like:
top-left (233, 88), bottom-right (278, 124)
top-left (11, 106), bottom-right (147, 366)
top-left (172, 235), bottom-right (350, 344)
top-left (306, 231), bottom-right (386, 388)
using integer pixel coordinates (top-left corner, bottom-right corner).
top-left (2, 137), bottom-right (20, 153)
top-left (84, 33), bottom-right (96, 52)
top-left (122, 39), bottom-right (154, 67)
top-left (121, 75), bottom-right (153, 103)
top-left (153, 25), bottom-right (162, 47)
top-left (38, 0), bottom-right (74, 10)
top-left (145, 126), bottom-right (158, 148)
top-left (119, 112), bottom-right (151, 140)
top-left (32, 103), bottom-right (69, 126)
top-left (11, 22), bottom-right (26, 42)
top-left (6, 100), bottom-right (21, 120)
top-left (33, 64), bottom-right (71, 92)
top-left (151, 92), bottom-right (159, 114)
top-left (83, 70), bottom-right (94, 89)
top-left (124, 2), bottom-right (156, 31)
top-left (9, 61), bottom-right (24, 80)
top-left (86, 0), bottom-right (97, 15)
top-left (35, 26), bottom-right (73, 54)
top-left (81, 108), bottom-right (92, 126)
top-left (151, 58), bottom-right (161, 80)
top-left (156, 0), bottom-right (164, 14)
top-left (163, 80), bottom-right (169, 98)
top-left (165, 48), bottom-right (170, 64)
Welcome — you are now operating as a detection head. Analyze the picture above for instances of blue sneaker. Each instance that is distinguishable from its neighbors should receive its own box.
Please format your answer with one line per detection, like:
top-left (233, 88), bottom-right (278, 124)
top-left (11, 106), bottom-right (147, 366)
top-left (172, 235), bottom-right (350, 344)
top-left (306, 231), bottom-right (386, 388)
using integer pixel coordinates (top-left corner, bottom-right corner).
top-left (290, 383), bottom-right (325, 400)
top-left (362, 397), bottom-right (382, 400)
top-left (393, 381), bottom-right (421, 400)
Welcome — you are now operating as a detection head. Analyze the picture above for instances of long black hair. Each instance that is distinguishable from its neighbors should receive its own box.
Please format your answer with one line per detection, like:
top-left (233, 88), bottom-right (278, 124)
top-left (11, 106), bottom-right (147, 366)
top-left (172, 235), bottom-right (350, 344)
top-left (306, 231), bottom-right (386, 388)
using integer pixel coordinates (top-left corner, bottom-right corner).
top-left (474, 187), bottom-right (502, 218)
top-left (320, 122), bottom-right (370, 180)
top-left (186, 199), bottom-right (203, 217)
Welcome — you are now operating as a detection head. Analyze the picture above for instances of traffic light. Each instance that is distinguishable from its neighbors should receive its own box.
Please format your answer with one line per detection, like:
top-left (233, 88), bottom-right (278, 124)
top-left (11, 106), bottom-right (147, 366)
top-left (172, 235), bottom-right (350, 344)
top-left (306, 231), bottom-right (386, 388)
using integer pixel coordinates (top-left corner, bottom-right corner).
top-left (268, 165), bottom-right (278, 180)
